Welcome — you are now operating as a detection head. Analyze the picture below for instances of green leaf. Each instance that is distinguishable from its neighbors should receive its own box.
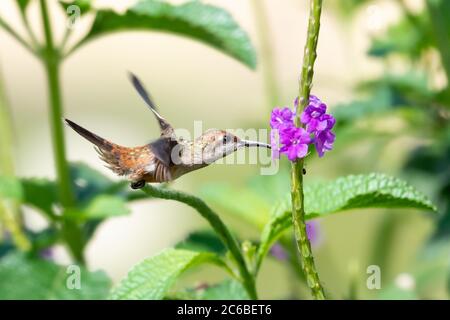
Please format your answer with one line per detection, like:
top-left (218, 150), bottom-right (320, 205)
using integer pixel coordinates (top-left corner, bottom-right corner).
top-left (70, 162), bottom-right (113, 204)
top-left (175, 230), bottom-right (227, 255)
top-left (368, 12), bottom-right (431, 59)
top-left (110, 248), bottom-right (228, 300)
top-left (198, 279), bottom-right (249, 300)
top-left (304, 173), bottom-right (437, 217)
top-left (255, 195), bottom-right (292, 272)
top-left (71, 0), bottom-right (256, 69)
top-left (169, 279), bottom-right (249, 300)
top-left (84, 195), bottom-right (129, 219)
top-left (21, 178), bottom-right (58, 216)
top-left (0, 253), bottom-right (111, 299)
top-left (328, 0), bottom-right (372, 18)
top-left (0, 175), bottom-right (22, 200)
top-left (0, 176), bottom-right (58, 216)
top-left (70, 162), bottom-right (147, 203)
top-left (256, 173), bottom-right (437, 270)
top-left (27, 228), bottom-right (59, 253)
top-left (58, 0), bottom-right (92, 13)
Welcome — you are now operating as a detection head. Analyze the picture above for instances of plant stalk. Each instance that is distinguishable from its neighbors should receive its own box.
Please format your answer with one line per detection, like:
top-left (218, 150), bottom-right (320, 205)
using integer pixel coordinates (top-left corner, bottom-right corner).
top-left (0, 16), bottom-right (37, 57)
top-left (0, 67), bottom-right (31, 251)
top-left (251, 0), bottom-right (280, 109)
top-left (142, 185), bottom-right (258, 300)
top-left (290, 0), bottom-right (325, 299)
top-left (39, 0), bottom-right (74, 208)
top-left (39, 1), bottom-right (85, 263)
top-left (17, 3), bottom-right (39, 50)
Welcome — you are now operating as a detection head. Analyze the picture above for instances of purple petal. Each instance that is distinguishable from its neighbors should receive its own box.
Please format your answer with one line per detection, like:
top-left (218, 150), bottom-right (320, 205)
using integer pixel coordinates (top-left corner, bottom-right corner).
top-left (316, 119), bottom-right (328, 131)
top-left (306, 220), bottom-right (322, 247)
top-left (270, 243), bottom-right (289, 261)
top-left (307, 118), bottom-right (319, 132)
top-left (270, 107), bottom-right (295, 130)
top-left (300, 111), bottom-right (311, 124)
top-left (287, 146), bottom-right (299, 161)
top-left (296, 144), bottom-right (309, 158)
top-left (270, 130), bottom-right (280, 159)
top-left (314, 130), bottom-right (335, 157)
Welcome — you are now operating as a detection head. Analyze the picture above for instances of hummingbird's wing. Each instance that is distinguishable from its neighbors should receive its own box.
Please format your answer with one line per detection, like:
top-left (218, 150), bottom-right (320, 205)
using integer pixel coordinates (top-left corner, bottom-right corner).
top-left (128, 72), bottom-right (174, 138)
top-left (148, 137), bottom-right (178, 167)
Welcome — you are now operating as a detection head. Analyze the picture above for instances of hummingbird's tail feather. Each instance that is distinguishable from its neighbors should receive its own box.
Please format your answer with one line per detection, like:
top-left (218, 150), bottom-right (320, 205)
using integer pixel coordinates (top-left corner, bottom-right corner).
top-left (64, 119), bottom-right (113, 151)
top-left (64, 118), bottom-right (151, 178)
top-left (64, 119), bottom-right (127, 175)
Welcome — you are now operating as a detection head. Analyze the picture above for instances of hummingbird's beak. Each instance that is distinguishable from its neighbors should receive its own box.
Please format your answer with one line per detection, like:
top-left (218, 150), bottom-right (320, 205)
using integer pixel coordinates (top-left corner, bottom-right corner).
top-left (240, 140), bottom-right (271, 149)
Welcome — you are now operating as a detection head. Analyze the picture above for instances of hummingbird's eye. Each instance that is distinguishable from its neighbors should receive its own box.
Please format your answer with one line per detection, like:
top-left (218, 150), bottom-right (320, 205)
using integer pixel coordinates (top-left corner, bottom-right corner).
top-left (222, 135), bottom-right (230, 145)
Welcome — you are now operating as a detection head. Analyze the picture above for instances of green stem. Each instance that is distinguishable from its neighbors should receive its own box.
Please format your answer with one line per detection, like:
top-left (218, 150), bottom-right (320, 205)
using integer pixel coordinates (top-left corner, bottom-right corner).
top-left (142, 185), bottom-right (258, 300)
top-left (0, 70), bottom-right (15, 175)
top-left (39, 1), bottom-right (85, 263)
top-left (17, 4), bottom-right (39, 50)
top-left (251, 0), bottom-right (280, 109)
top-left (59, 29), bottom-right (72, 54)
top-left (0, 202), bottom-right (31, 251)
top-left (0, 16), bottom-right (37, 57)
top-left (0, 67), bottom-right (31, 251)
top-left (290, 0), bottom-right (325, 300)
top-left (39, 0), bottom-right (74, 208)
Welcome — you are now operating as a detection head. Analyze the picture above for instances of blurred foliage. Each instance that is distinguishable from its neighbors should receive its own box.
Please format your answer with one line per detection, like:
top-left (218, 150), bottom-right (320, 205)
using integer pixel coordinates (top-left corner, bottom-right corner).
top-left (64, 0), bottom-right (257, 69)
top-left (328, 0), bottom-right (372, 18)
top-left (168, 279), bottom-right (249, 300)
top-left (175, 230), bottom-right (227, 255)
top-left (110, 248), bottom-right (229, 300)
top-left (330, 0), bottom-right (450, 299)
top-left (368, 11), bottom-right (431, 59)
top-left (0, 252), bottom-right (110, 299)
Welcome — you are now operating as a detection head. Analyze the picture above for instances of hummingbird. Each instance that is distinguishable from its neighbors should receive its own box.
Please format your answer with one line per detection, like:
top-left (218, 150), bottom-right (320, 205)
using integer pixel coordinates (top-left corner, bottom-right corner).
top-left (64, 73), bottom-right (271, 189)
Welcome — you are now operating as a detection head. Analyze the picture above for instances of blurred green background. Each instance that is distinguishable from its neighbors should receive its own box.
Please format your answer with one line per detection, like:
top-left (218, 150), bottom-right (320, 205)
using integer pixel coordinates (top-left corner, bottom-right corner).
top-left (0, 0), bottom-right (448, 299)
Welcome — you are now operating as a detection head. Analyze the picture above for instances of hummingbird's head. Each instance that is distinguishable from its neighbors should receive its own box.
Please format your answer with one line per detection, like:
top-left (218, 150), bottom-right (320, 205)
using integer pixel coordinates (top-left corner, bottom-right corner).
top-left (196, 129), bottom-right (271, 164)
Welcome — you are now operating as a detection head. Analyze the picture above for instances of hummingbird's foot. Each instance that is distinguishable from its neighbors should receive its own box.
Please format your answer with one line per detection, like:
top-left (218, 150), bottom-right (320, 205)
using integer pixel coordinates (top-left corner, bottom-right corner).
top-left (131, 180), bottom-right (146, 189)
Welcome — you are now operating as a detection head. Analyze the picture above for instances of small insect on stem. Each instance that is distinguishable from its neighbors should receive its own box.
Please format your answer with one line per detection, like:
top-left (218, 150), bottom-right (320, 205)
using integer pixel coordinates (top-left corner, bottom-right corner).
top-left (303, 168), bottom-right (307, 175)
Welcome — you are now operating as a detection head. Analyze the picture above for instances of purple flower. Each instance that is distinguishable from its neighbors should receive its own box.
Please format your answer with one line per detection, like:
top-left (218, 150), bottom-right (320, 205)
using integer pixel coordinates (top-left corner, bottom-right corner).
top-left (300, 95), bottom-right (335, 157)
top-left (269, 95), bottom-right (335, 161)
top-left (279, 127), bottom-right (312, 161)
top-left (39, 247), bottom-right (53, 260)
top-left (270, 107), bottom-right (294, 130)
top-left (315, 130), bottom-right (335, 158)
top-left (270, 243), bottom-right (289, 261)
top-left (306, 220), bottom-right (321, 247)
top-left (301, 96), bottom-right (326, 128)
top-left (270, 107), bottom-right (295, 160)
